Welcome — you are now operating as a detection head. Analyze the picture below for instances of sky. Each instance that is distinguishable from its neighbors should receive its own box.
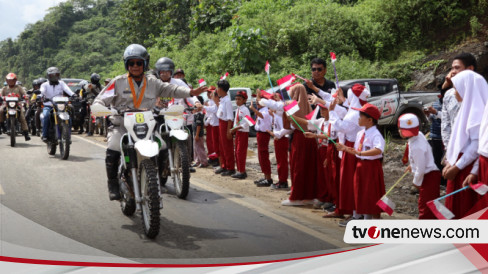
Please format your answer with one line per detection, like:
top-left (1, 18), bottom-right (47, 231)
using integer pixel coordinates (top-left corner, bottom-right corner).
top-left (0, 0), bottom-right (66, 41)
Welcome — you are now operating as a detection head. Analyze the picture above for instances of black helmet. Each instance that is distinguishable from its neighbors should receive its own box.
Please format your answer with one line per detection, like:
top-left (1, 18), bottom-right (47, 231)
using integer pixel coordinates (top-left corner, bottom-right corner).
top-left (38, 77), bottom-right (47, 85)
top-left (123, 44), bottom-right (150, 71)
top-left (90, 73), bottom-right (101, 84)
top-left (46, 67), bottom-right (61, 83)
top-left (154, 57), bottom-right (175, 76)
top-left (32, 79), bottom-right (39, 88)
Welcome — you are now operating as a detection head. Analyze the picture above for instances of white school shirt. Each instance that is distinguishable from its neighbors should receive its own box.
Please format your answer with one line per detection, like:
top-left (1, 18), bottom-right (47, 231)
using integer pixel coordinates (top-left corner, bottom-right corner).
top-left (167, 78), bottom-right (197, 126)
top-left (479, 99), bottom-right (488, 158)
top-left (408, 133), bottom-right (439, 186)
top-left (234, 105), bottom-right (251, 132)
top-left (254, 106), bottom-right (272, 132)
top-left (272, 110), bottom-right (292, 139)
top-left (310, 118), bottom-right (338, 147)
top-left (354, 126), bottom-right (384, 160)
top-left (217, 95), bottom-right (234, 121)
top-left (204, 100), bottom-right (219, 126)
top-left (330, 109), bottom-right (363, 142)
top-left (40, 81), bottom-right (75, 107)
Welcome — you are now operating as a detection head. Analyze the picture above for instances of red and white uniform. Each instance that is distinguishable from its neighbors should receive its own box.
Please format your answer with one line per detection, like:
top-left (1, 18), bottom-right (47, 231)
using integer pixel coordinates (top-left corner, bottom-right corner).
top-left (407, 132), bottom-right (440, 219)
top-left (217, 94), bottom-right (235, 170)
top-left (272, 109), bottom-right (292, 183)
top-left (254, 106), bottom-right (273, 175)
top-left (204, 100), bottom-right (219, 156)
top-left (234, 105), bottom-right (251, 173)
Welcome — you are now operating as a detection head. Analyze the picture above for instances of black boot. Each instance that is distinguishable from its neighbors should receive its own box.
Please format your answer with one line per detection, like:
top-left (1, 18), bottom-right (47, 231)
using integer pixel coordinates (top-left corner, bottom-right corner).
top-left (106, 149), bottom-right (121, 200)
top-left (23, 131), bottom-right (31, 141)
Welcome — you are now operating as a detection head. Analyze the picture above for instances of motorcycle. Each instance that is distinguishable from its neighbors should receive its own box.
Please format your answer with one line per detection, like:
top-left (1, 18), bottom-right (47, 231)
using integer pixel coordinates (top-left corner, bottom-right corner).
top-left (4, 93), bottom-right (22, 147)
top-left (42, 96), bottom-right (72, 160)
top-left (70, 96), bottom-right (85, 133)
top-left (157, 105), bottom-right (191, 199)
top-left (91, 104), bottom-right (166, 239)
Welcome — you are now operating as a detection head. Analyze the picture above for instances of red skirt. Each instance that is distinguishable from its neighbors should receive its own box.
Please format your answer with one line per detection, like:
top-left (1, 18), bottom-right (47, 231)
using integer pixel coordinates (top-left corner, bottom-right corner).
top-left (339, 140), bottom-right (357, 213)
top-left (316, 146), bottom-right (329, 202)
top-left (445, 156), bottom-right (477, 219)
top-left (354, 158), bottom-right (385, 215)
top-left (212, 125), bottom-right (220, 156)
top-left (466, 155), bottom-right (488, 215)
top-left (274, 137), bottom-right (289, 182)
top-left (289, 130), bottom-right (318, 201)
top-left (326, 140), bottom-right (340, 205)
top-left (206, 125), bottom-right (214, 156)
top-left (418, 170), bottom-right (441, 219)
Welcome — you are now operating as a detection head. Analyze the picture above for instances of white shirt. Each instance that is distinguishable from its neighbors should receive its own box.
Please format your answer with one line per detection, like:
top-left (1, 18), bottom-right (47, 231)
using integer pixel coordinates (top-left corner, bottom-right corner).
top-left (330, 109), bottom-right (363, 142)
top-left (354, 126), bottom-right (384, 160)
top-left (167, 78), bottom-right (197, 125)
top-left (204, 100), bottom-right (219, 126)
top-left (234, 105), bottom-right (251, 132)
top-left (217, 95), bottom-right (234, 121)
top-left (254, 106), bottom-right (272, 132)
top-left (310, 118), bottom-right (338, 147)
top-left (479, 98), bottom-right (488, 158)
top-left (272, 110), bottom-right (292, 139)
top-left (408, 133), bottom-right (439, 186)
top-left (40, 81), bottom-right (74, 106)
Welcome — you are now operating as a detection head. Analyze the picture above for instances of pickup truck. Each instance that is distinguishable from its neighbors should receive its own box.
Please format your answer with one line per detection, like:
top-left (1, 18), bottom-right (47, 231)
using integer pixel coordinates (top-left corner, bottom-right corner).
top-left (338, 79), bottom-right (439, 132)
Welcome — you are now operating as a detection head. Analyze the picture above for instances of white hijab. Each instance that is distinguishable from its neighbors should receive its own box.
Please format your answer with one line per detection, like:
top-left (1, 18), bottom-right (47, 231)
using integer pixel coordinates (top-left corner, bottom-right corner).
top-left (446, 70), bottom-right (488, 165)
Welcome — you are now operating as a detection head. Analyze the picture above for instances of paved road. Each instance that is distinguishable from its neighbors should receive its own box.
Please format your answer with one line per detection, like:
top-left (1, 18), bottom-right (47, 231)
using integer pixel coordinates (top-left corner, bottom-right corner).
top-left (0, 134), bottom-right (347, 264)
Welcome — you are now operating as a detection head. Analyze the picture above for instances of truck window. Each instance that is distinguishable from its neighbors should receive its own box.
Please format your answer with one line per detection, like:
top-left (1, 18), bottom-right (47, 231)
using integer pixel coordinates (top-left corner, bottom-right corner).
top-left (369, 83), bottom-right (390, 97)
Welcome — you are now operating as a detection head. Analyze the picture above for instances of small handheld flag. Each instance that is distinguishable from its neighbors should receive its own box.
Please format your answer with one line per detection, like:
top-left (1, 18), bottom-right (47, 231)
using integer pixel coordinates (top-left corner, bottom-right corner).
top-left (376, 171), bottom-right (409, 216)
top-left (277, 74), bottom-right (297, 90)
top-left (265, 61), bottom-right (270, 74)
top-left (330, 52), bottom-right (337, 63)
top-left (427, 200), bottom-right (455, 220)
top-left (260, 89), bottom-right (274, 99)
top-left (330, 52), bottom-right (339, 88)
top-left (220, 72), bottom-right (229, 80)
top-left (101, 81), bottom-right (115, 99)
top-left (470, 182), bottom-right (488, 196)
top-left (305, 107), bottom-right (319, 121)
top-left (243, 115), bottom-right (256, 126)
top-left (198, 79), bottom-right (207, 87)
top-left (284, 100), bottom-right (300, 116)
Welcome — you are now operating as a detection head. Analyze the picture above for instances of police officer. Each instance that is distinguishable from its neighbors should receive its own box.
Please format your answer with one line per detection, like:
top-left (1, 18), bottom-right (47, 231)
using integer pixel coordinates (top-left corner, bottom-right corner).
top-left (84, 73), bottom-right (102, 136)
top-left (0, 73), bottom-right (30, 140)
top-left (92, 44), bottom-right (207, 200)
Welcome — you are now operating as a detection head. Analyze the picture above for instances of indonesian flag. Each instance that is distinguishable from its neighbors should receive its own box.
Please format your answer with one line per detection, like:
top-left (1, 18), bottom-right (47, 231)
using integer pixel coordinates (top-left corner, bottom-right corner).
top-left (305, 106), bottom-right (319, 121)
top-left (284, 100), bottom-right (300, 116)
top-left (198, 78), bottom-right (207, 87)
top-left (101, 81), bottom-right (115, 98)
top-left (285, 82), bottom-right (300, 92)
top-left (260, 89), bottom-right (273, 99)
top-left (265, 61), bottom-right (270, 74)
top-left (470, 182), bottom-right (488, 195)
top-left (330, 52), bottom-right (337, 64)
top-left (377, 196), bottom-right (396, 216)
top-left (277, 74), bottom-right (296, 90)
top-left (220, 72), bottom-right (229, 80)
top-left (243, 115), bottom-right (256, 126)
top-left (427, 200), bottom-right (454, 219)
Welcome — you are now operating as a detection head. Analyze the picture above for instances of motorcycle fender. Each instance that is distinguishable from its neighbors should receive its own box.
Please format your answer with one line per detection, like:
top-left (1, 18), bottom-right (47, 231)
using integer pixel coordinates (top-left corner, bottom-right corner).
top-left (169, 129), bottom-right (188, 141)
top-left (8, 110), bottom-right (16, 115)
top-left (134, 140), bottom-right (159, 158)
top-left (58, 112), bottom-right (70, 120)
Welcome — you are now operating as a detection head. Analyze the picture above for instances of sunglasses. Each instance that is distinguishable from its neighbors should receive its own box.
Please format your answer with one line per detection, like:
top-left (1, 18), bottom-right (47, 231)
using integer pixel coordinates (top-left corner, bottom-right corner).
top-left (128, 60), bottom-right (144, 67)
top-left (311, 68), bottom-right (323, 72)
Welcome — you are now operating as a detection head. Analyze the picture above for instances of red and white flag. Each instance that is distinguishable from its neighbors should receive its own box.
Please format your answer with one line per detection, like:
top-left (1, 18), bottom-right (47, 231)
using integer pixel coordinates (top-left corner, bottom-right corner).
top-left (198, 78), bottom-right (207, 87)
top-left (377, 196), bottom-right (396, 216)
top-left (330, 52), bottom-right (337, 64)
top-left (427, 200), bottom-right (455, 220)
top-left (277, 74), bottom-right (297, 90)
top-left (305, 106), bottom-right (319, 121)
top-left (220, 72), bottom-right (229, 80)
top-left (265, 61), bottom-right (270, 74)
top-left (243, 115), bottom-right (256, 126)
top-left (260, 89), bottom-right (274, 99)
top-left (284, 100), bottom-right (300, 116)
top-left (470, 182), bottom-right (488, 195)
top-left (101, 81), bottom-right (115, 98)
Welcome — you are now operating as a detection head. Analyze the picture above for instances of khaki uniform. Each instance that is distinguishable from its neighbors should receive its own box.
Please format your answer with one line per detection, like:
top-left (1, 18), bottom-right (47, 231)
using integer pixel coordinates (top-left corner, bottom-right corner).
top-left (0, 85), bottom-right (28, 131)
top-left (93, 73), bottom-right (191, 151)
top-left (84, 83), bottom-right (102, 133)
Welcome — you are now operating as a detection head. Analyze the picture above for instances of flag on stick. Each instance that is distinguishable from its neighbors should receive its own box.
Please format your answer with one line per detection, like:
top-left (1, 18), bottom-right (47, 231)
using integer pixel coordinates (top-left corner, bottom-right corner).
top-left (470, 182), bottom-right (488, 196)
top-left (305, 106), bottom-right (320, 121)
top-left (284, 100), bottom-right (300, 116)
top-left (198, 79), bottom-right (207, 87)
top-left (220, 72), bottom-right (229, 80)
top-left (243, 115), bottom-right (256, 126)
top-left (265, 61), bottom-right (270, 74)
top-left (330, 52), bottom-right (339, 88)
top-left (427, 200), bottom-right (455, 220)
top-left (277, 74), bottom-right (297, 90)
top-left (376, 171), bottom-right (409, 216)
top-left (260, 89), bottom-right (274, 99)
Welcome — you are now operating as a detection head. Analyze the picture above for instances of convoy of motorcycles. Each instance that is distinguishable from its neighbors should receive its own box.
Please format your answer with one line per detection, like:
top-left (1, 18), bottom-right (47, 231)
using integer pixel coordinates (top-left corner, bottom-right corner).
top-left (1, 79), bottom-right (193, 239)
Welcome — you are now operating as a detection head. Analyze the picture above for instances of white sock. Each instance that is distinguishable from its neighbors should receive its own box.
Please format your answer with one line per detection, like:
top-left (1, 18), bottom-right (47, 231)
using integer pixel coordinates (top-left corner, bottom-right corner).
top-left (363, 214), bottom-right (373, 220)
top-left (353, 210), bottom-right (363, 219)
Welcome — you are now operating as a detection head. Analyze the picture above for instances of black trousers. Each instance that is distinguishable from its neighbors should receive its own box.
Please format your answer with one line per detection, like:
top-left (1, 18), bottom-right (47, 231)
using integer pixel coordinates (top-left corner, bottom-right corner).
top-left (428, 138), bottom-right (447, 186)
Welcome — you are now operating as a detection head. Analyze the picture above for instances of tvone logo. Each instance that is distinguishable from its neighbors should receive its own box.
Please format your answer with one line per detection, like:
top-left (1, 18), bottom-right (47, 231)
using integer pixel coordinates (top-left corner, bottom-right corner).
top-left (368, 226), bottom-right (380, 239)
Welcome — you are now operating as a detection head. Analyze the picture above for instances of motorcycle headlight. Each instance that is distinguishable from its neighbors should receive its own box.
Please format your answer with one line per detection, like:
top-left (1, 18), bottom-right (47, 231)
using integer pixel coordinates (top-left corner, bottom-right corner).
top-left (133, 124), bottom-right (149, 139)
top-left (8, 102), bottom-right (16, 108)
top-left (57, 103), bottom-right (65, 111)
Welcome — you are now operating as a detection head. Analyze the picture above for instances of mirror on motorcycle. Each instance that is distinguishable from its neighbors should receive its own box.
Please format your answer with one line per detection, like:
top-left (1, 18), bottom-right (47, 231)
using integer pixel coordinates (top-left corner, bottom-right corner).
top-left (34, 90), bottom-right (41, 95)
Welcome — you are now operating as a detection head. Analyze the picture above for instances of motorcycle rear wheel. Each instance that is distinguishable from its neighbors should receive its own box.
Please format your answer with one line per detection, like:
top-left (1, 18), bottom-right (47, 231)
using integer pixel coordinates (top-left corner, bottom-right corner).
top-left (139, 159), bottom-right (160, 239)
top-left (173, 140), bottom-right (190, 199)
top-left (9, 116), bottom-right (16, 147)
top-left (59, 122), bottom-right (70, 160)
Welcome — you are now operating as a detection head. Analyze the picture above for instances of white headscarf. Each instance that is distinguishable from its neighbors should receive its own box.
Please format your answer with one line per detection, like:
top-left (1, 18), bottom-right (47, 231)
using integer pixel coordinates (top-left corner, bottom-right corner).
top-left (446, 70), bottom-right (488, 165)
top-left (343, 88), bottom-right (370, 124)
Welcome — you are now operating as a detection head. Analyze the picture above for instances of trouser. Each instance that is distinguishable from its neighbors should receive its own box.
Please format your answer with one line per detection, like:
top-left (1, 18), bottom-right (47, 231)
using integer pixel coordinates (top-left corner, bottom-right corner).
top-left (42, 107), bottom-right (52, 137)
top-left (218, 119), bottom-right (235, 170)
top-left (106, 125), bottom-right (127, 152)
top-left (257, 131), bottom-right (271, 175)
top-left (235, 131), bottom-right (249, 173)
top-left (274, 137), bottom-right (289, 182)
top-left (193, 136), bottom-right (208, 165)
top-left (35, 108), bottom-right (42, 131)
top-left (428, 138), bottom-right (446, 185)
top-left (0, 107), bottom-right (28, 131)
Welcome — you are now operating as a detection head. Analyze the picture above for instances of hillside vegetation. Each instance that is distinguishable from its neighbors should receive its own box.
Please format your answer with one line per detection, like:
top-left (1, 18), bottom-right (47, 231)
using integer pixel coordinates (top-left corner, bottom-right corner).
top-left (0, 0), bottom-right (486, 90)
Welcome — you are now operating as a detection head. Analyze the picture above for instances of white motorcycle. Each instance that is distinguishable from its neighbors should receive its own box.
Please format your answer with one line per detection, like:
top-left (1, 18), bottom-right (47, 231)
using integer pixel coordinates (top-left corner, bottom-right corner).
top-left (92, 104), bottom-right (166, 239)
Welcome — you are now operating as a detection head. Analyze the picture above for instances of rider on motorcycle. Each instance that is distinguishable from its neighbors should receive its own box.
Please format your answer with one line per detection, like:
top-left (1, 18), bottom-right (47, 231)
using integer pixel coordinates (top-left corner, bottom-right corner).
top-left (39, 67), bottom-right (76, 142)
top-left (92, 44), bottom-right (207, 201)
top-left (84, 73), bottom-right (102, 136)
top-left (0, 73), bottom-right (30, 140)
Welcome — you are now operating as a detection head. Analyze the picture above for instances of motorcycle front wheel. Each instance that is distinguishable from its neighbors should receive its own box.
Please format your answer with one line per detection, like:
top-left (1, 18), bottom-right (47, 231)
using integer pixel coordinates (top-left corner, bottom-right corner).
top-left (59, 122), bottom-right (70, 160)
top-left (173, 140), bottom-right (190, 199)
top-left (139, 159), bottom-right (160, 239)
top-left (9, 116), bottom-right (16, 147)
top-left (120, 170), bottom-right (136, 216)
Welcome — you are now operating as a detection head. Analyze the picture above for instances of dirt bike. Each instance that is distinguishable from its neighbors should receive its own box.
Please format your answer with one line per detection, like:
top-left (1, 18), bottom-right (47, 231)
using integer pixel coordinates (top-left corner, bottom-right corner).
top-left (42, 96), bottom-right (72, 160)
top-left (91, 104), bottom-right (166, 239)
top-left (4, 93), bottom-right (23, 147)
top-left (157, 104), bottom-right (191, 199)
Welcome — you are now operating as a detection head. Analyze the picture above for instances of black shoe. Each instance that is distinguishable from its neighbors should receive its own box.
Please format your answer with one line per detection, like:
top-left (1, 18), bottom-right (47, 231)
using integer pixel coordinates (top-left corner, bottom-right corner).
top-left (189, 167), bottom-right (196, 173)
top-left (87, 132), bottom-right (93, 136)
top-left (23, 131), bottom-right (31, 141)
top-left (108, 180), bottom-right (121, 201)
top-left (256, 179), bottom-right (273, 187)
top-left (42, 136), bottom-right (48, 143)
top-left (78, 130), bottom-right (84, 134)
top-left (270, 181), bottom-right (288, 189)
top-left (221, 170), bottom-right (236, 176)
top-left (231, 172), bottom-right (247, 179)
top-left (254, 178), bottom-right (267, 185)
top-left (214, 167), bottom-right (226, 174)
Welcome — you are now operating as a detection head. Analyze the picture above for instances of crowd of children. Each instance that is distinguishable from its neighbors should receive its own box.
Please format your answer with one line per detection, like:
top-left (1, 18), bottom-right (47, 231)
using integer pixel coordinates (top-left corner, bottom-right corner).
top-left (189, 60), bottom-right (488, 225)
